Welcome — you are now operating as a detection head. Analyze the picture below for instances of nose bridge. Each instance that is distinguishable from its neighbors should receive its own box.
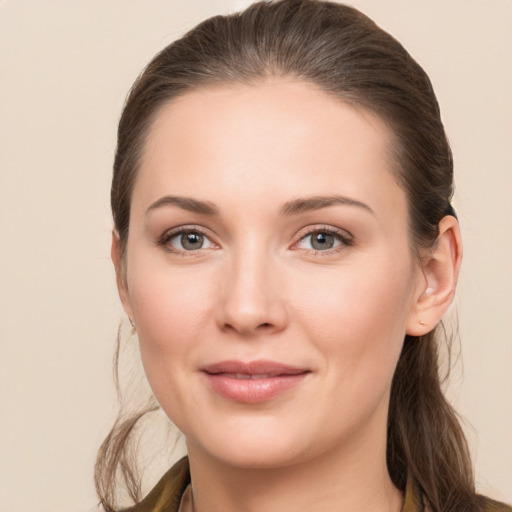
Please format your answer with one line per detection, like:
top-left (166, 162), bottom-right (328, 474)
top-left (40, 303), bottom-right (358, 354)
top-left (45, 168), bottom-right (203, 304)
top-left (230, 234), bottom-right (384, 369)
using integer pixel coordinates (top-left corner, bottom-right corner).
top-left (217, 241), bottom-right (286, 335)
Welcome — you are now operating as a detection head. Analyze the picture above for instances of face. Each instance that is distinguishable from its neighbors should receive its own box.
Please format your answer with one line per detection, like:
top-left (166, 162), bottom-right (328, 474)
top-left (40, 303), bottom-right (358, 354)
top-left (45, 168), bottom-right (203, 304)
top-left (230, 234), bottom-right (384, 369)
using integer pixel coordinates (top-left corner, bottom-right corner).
top-left (116, 79), bottom-right (425, 469)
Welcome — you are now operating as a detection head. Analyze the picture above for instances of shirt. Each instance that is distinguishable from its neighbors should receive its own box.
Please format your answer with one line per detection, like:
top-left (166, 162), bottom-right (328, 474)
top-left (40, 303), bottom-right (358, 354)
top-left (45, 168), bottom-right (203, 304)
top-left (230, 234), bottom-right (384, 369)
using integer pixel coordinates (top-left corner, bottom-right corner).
top-left (126, 457), bottom-right (511, 512)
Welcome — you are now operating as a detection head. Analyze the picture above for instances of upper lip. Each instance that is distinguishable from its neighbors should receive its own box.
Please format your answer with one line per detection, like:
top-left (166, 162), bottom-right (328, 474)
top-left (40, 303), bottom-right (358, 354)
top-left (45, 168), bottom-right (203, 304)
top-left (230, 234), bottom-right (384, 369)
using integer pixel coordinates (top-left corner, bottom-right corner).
top-left (200, 360), bottom-right (310, 377)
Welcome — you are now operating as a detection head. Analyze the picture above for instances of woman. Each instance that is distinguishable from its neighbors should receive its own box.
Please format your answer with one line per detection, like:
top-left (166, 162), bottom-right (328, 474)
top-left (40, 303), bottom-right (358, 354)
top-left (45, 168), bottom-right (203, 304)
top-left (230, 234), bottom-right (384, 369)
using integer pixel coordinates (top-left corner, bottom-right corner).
top-left (95, 1), bottom-right (511, 511)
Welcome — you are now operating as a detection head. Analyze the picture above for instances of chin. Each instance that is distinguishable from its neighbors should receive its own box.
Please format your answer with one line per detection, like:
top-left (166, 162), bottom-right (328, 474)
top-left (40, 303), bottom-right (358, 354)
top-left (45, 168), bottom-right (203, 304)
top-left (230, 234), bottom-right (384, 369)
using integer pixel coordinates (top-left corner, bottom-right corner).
top-left (200, 444), bottom-right (309, 470)
top-left (184, 420), bottom-right (315, 470)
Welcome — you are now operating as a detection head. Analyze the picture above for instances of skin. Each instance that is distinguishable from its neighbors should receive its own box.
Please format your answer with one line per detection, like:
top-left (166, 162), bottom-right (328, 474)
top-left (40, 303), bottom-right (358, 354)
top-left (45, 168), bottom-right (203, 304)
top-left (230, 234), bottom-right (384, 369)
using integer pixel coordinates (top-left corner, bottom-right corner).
top-left (113, 79), bottom-right (462, 512)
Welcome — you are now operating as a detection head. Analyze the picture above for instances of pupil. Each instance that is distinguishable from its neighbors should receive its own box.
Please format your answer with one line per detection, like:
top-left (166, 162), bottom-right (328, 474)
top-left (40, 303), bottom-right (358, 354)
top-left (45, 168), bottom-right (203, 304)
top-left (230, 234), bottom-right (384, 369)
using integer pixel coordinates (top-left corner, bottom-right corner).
top-left (182, 232), bottom-right (203, 250)
top-left (312, 232), bottom-right (334, 250)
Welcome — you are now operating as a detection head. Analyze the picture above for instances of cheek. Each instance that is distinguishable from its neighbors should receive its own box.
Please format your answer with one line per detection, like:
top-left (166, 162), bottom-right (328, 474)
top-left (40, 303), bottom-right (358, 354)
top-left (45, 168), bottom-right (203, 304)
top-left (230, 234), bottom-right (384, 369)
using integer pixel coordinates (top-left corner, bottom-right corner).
top-left (290, 256), bottom-right (415, 385)
top-left (126, 258), bottom-right (217, 385)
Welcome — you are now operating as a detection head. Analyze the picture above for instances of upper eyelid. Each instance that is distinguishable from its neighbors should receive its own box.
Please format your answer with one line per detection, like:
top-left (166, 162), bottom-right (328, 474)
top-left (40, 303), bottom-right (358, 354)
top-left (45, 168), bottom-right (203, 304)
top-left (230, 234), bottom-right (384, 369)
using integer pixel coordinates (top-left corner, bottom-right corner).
top-left (160, 224), bottom-right (211, 238)
top-left (293, 225), bottom-right (353, 242)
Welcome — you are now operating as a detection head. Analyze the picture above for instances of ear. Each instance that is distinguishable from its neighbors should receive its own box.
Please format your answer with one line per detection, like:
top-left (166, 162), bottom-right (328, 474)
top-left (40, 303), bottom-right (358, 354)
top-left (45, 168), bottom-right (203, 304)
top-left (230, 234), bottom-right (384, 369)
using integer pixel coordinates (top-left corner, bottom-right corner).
top-left (406, 215), bottom-right (463, 336)
top-left (111, 231), bottom-right (134, 321)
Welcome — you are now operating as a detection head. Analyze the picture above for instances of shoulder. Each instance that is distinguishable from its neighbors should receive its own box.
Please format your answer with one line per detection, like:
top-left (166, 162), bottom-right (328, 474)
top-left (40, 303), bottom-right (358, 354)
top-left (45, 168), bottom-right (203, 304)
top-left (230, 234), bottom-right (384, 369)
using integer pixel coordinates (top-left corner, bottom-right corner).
top-left (477, 495), bottom-right (512, 512)
top-left (123, 457), bottom-right (190, 512)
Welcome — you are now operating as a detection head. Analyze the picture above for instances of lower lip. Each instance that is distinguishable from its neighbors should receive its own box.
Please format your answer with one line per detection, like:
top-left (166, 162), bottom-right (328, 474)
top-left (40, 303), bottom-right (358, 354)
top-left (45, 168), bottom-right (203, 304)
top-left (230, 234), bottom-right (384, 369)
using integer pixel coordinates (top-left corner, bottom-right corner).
top-left (204, 373), bottom-right (308, 404)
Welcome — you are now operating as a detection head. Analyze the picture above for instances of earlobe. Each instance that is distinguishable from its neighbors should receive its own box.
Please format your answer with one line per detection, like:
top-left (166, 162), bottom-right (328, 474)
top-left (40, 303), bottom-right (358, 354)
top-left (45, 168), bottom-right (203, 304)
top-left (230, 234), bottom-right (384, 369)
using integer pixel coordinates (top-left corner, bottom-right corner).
top-left (111, 231), bottom-right (134, 320)
top-left (406, 215), bottom-right (462, 336)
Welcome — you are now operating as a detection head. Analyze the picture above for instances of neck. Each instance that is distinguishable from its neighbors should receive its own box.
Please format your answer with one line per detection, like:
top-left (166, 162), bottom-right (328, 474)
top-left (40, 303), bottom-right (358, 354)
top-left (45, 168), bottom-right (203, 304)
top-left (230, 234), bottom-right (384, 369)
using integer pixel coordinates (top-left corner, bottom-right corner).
top-left (185, 422), bottom-right (403, 512)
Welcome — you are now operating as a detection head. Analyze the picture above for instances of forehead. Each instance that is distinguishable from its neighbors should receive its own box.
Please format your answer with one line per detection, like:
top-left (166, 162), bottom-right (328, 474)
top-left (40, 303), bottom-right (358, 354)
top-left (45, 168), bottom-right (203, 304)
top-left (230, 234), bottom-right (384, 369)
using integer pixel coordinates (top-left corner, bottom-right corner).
top-left (135, 79), bottom-right (405, 220)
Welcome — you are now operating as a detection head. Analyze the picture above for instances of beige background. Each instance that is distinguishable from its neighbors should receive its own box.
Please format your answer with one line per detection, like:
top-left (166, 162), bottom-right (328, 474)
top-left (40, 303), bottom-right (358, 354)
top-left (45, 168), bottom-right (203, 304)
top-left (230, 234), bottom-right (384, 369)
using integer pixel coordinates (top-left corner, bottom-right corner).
top-left (1, 1), bottom-right (511, 510)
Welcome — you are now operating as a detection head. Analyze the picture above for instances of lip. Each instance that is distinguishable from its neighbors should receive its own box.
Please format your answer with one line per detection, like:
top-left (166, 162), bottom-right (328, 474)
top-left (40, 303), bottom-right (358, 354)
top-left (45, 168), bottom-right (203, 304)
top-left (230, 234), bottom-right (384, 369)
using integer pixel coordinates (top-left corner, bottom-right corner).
top-left (200, 360), bottom-right (310, 404)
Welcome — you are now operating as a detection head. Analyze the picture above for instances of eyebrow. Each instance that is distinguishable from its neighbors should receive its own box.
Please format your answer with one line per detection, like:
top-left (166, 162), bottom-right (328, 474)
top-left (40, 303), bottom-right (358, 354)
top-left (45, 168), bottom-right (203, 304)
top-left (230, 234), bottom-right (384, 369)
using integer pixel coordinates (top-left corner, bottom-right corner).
top-left (279, 195), bottom-right (375, 216)
top-left (146, 196), bottom-right (220, 216)
top-left (145, 194), bottom-right (374, 217)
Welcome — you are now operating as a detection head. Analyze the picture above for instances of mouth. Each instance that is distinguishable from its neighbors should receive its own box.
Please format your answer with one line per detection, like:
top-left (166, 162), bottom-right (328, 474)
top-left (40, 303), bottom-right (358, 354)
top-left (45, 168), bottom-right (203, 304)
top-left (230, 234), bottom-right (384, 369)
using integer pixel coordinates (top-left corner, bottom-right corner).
top-left (216, 372), bottom-right (296, 380)
top-left (200, 360), bottom-right (311, 404)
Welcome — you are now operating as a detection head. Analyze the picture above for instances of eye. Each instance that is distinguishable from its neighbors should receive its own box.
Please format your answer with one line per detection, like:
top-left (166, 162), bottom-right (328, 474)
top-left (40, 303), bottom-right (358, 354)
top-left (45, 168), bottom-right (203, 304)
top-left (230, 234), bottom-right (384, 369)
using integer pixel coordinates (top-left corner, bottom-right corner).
top-left (159, 228), bottom-right (215, 253)
top-left (295, 228), bottom-right (352, 253)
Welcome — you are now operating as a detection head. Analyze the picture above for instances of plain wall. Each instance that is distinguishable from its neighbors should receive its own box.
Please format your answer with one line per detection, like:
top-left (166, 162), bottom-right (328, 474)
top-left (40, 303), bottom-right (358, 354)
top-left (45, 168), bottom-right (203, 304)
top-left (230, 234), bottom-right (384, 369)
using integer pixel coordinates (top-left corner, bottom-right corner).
top-left (1, 1), bottom-right (510, 510)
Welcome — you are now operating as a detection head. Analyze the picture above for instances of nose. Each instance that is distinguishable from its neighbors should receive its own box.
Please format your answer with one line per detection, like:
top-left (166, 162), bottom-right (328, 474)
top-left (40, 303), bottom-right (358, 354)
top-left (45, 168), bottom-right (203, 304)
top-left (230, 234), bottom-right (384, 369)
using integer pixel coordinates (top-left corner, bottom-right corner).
top-left (215, 248), bottom-right (288, 337)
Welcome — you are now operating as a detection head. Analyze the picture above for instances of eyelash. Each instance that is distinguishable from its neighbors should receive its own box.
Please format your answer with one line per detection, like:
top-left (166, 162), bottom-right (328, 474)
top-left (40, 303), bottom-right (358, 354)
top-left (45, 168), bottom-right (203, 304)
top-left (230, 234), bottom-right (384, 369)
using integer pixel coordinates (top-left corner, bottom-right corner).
top-left (292, 225), bottom-right (354, 256)
top-left (156, 225), bottom-right (354, 257)
top-left (156, 225), bottom-right (216, 257)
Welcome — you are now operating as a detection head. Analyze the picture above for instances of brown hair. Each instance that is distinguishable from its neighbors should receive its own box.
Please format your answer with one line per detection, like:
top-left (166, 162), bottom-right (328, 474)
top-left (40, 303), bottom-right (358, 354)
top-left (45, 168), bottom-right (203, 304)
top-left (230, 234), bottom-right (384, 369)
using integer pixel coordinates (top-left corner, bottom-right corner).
top-left (97, 1), bottom-right (478, 510)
